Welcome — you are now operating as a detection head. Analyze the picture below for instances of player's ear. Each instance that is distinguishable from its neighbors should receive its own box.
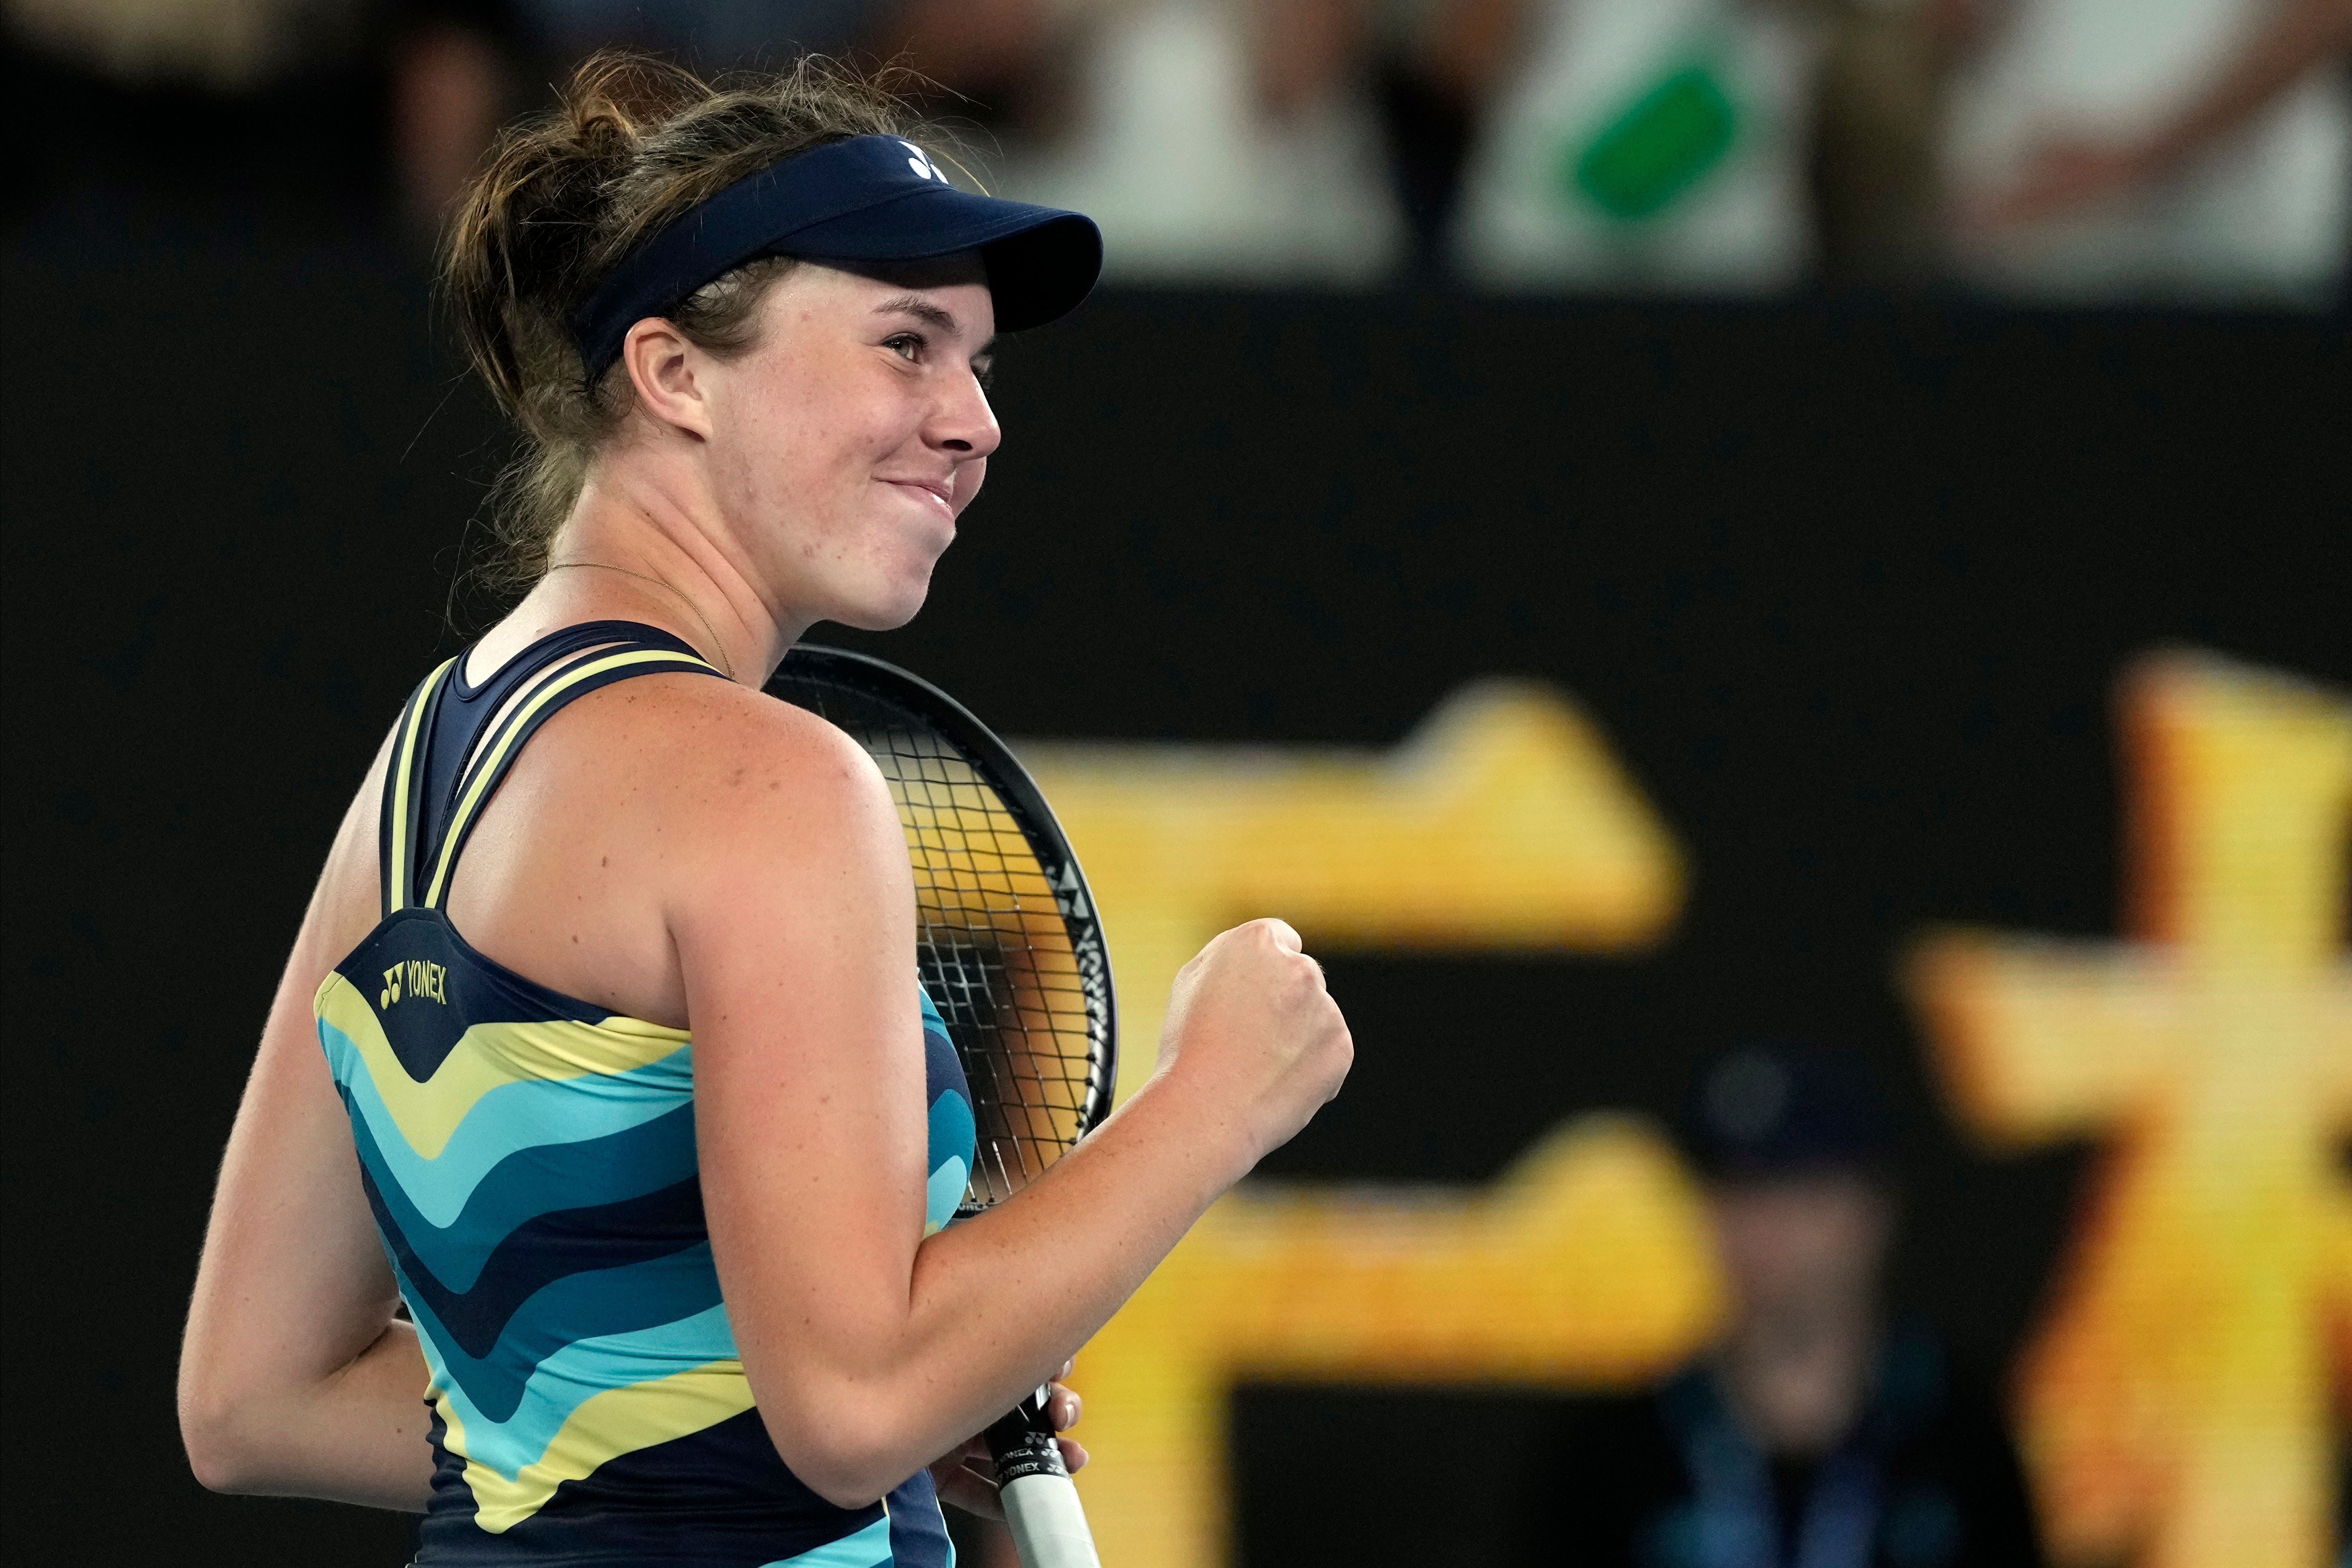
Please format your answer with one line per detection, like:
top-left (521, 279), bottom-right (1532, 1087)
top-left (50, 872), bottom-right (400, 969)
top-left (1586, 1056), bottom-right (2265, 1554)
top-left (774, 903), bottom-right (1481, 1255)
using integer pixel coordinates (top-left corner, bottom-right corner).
top-left (622, 317), bottom-right (713, 439)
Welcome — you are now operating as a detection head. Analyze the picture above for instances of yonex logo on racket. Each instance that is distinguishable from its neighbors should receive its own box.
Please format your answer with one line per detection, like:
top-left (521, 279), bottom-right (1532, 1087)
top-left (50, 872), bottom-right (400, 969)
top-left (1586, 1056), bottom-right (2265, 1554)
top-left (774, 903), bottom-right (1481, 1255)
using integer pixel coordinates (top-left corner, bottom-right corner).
top-left (1054, 861), bottom-right (1092, 920)
top-left (1074, 929), bottom-right (1111, 1033)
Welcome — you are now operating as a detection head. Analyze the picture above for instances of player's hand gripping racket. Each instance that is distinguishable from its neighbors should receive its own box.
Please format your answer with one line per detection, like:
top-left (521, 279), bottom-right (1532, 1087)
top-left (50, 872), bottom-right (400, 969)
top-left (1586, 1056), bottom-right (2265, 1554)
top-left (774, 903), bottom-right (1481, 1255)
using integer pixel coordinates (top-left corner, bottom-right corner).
top-left (767, 646), bottom-right (1117, 1568)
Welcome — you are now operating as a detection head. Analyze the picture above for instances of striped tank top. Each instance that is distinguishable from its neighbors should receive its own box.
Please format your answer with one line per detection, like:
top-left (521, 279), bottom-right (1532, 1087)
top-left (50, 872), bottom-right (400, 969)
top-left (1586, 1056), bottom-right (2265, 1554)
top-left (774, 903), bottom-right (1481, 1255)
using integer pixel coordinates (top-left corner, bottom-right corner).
top-left (315, 621), bottom-right (975, 1565)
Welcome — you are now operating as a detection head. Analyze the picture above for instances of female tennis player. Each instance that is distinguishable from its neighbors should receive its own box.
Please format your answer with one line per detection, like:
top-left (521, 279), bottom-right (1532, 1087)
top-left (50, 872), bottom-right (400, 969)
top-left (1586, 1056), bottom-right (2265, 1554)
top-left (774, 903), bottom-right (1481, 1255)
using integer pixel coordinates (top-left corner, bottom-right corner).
top-left (177, 54), bottom-right (1351, 1566)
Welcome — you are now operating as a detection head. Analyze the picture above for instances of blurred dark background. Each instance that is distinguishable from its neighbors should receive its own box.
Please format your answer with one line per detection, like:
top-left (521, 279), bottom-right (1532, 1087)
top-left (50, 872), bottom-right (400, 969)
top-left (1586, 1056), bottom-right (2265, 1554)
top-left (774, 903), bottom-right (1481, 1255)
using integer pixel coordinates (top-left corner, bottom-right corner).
top-left (4, 0), bottom-right (2349, 1561)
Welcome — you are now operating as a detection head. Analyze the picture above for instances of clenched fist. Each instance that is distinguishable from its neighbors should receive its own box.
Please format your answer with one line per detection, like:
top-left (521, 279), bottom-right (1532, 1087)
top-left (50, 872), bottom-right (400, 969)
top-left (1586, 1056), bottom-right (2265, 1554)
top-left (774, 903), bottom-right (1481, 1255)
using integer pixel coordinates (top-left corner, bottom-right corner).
top-left (1155, 918), bottom-right (1353, 1166)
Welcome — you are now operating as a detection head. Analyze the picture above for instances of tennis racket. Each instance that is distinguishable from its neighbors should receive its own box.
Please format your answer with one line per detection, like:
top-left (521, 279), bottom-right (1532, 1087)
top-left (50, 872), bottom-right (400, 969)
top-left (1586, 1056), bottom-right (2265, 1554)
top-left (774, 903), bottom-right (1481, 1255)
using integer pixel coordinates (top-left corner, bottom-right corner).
top-left (765, 644), bottom-right (1116, 1568)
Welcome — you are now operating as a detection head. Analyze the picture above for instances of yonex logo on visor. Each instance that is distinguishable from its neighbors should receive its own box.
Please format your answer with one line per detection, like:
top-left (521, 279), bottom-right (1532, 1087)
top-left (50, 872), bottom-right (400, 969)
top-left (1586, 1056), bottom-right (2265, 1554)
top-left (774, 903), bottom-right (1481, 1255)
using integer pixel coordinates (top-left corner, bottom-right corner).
top-left (571, 133), bottom-right (1101, 381)
top-left (901, 141), bottom-right (946, 183)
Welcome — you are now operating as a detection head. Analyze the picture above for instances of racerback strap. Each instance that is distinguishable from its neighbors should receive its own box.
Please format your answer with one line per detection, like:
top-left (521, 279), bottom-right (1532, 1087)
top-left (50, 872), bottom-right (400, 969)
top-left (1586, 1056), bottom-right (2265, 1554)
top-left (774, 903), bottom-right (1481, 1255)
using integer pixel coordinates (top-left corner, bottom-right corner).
top-left (378, 622), bottom-right (725, 918)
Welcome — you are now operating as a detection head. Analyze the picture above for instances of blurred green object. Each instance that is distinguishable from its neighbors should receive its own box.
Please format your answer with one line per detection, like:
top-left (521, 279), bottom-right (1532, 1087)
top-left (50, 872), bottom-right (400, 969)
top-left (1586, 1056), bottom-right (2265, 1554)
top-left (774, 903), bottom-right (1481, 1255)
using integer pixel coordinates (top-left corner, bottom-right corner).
top-left (1563, 62), bottom-right (1739, 221)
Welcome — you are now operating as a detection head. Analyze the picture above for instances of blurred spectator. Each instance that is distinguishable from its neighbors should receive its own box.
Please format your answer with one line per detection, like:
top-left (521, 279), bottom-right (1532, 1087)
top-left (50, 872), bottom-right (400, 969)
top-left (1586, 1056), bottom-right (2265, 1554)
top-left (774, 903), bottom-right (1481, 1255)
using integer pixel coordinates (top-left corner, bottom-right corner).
top-left (1806, 0), bottom-right (1981, 284)
top-left (1438, 0), bottom-right (1991, 292)
top-left (6, 0), bottom-right (512, 230)
top-left (1432, 0), bottom-right (2351, 299)
top-left (1447, 0), bottom-right (1829, 293)
top-left (889, 0), bottom-right (1407, 284)
top-left (1946, 0), bottom-right (2352, 305)
top-left (508, 0), bottom-right (881, 73)
top-left (1515, 1044), bottom-right (2044, 1568)
top-left (1397, 0), bottom-right (1971, 289)
top-left (1366, 0), bottom-right (1505, 272)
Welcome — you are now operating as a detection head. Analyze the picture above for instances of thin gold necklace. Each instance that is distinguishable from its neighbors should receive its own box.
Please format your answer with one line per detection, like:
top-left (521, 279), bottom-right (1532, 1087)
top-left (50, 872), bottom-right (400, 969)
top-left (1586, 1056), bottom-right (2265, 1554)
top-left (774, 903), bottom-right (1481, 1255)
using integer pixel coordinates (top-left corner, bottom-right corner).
top-left (544, 560), bottom-right (738, 681)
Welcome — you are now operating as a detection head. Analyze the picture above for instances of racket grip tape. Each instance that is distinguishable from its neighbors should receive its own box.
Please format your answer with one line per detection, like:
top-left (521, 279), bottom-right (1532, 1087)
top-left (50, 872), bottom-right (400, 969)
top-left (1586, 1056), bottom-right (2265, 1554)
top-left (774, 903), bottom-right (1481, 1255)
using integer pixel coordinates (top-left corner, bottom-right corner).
top-left (985, 1389), bottom-right (1102, 1568)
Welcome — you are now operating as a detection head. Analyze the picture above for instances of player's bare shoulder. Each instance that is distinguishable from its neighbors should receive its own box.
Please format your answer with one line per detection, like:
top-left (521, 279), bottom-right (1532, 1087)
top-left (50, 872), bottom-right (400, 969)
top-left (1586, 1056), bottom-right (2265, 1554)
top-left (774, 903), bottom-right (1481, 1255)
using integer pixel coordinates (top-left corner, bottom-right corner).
top-left (579, 666), bottom-right (898, 866)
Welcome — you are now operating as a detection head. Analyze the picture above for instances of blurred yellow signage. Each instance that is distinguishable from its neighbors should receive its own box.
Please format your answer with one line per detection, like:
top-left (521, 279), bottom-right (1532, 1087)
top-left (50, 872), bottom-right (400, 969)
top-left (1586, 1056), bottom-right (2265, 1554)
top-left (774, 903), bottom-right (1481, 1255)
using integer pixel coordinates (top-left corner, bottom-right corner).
top-left (1020, 681), bottom-right (1709, 1568)
top-left (1021, 680), bottom-right (1686, 1096)
top-left (1907, 651), bottom-right (2352, 1568)
top-left (1064, 1116), bottom-right (1720, 1567)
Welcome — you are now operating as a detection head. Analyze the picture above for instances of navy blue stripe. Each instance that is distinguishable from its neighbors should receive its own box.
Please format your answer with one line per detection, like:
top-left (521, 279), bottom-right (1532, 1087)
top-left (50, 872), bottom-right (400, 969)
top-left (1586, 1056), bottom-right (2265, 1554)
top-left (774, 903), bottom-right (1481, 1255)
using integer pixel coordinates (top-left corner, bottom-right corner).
top-left (413, 622), bottom-right (715, 894)
top-left (393, 1236), bottom-right (725, 1425)
top-left (349, 1113), bottom-right (712, 1371)
top-left (427, 651), bottom-right (723, 912)
top-left (378, 663), bottom-right (448, 918)
top-left (346, 1095), bottom-right (701, 1305)
top-left (415, 1407), bottom-right (920, 1567)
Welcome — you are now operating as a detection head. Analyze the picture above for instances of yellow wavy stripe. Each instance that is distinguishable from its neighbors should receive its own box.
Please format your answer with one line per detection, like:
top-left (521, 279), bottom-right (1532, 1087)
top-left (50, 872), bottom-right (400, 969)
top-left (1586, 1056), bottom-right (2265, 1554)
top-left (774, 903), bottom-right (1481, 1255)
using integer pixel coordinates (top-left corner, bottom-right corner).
top-left (314, 972), bottom-right (689, 1157)
top-left (423, 648), bottom-right (714, 908)
top-left (387, 658), bottom-right (457, 913)
top-left (439, 1359), bottom-right (757, 1533)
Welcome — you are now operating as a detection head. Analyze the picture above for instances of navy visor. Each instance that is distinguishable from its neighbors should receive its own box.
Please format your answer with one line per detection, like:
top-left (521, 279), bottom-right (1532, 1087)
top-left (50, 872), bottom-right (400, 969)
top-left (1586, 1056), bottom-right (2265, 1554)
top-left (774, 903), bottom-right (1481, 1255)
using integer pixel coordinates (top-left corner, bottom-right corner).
top-left (572, 134), bottom-right (1102, 378)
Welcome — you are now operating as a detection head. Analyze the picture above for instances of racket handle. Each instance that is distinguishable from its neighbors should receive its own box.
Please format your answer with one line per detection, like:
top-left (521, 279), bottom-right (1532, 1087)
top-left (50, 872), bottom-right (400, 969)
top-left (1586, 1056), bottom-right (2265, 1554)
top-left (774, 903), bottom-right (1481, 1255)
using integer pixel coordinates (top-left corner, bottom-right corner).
top-left (986, 1389), bottom-right (1102, 1568)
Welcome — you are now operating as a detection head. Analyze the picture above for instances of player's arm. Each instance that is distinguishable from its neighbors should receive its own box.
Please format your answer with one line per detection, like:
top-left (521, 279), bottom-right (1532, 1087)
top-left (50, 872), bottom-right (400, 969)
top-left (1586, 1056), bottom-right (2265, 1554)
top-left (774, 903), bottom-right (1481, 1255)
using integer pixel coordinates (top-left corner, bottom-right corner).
top-left (673, 687), bottom-right (1350, 1509)
top-left (178, 739), bottom-right (437, 1509)
top-left (1978, 0), bottom-right (2352, 225)
top-left (2131, 0), bottom-right (2352, 167)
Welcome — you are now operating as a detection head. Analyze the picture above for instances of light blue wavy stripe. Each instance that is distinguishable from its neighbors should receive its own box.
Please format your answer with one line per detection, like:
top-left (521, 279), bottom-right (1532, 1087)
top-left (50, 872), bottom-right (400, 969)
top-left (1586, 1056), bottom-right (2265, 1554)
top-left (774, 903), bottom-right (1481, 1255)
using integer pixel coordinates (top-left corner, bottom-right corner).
top-left (341, 1092), bottom-right (695, 1297)
top-left (389, 1233), bottom-right (723, 1433)
top-left (759, 1516), bottom-right (894, 1567)
top-left (924, 1156), bottom-right (968, 1232)
top-left (419, 1297), bottom-right (740, 1478)
top-left (320, 1016), bottom-right (691, 1226)
top-left (348, 1093), bottom-right (699, 1301)
top-left (925, 1089), bottom-right (974, 1230)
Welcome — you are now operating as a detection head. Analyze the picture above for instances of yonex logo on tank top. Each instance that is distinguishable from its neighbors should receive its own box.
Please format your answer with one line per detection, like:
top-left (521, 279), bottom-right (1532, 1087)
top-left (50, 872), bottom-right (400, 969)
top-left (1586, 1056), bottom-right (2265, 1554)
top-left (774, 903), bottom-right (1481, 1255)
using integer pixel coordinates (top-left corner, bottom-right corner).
top-left (379, 959), bottom-right (448, 1008)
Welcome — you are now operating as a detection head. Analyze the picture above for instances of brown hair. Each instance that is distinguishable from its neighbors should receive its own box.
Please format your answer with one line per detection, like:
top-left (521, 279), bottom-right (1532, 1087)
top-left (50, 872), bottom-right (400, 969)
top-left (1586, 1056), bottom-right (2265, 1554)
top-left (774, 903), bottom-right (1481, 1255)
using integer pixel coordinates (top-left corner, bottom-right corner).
top-left (444, 52), bottom-right (929, 590)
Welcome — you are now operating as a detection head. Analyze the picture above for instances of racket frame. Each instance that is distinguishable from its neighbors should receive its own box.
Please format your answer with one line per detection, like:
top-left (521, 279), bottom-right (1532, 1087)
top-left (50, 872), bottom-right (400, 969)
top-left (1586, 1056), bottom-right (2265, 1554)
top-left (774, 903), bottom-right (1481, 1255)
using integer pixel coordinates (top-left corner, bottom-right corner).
top-left (766, 644), bottom-right (1119, 1208)
top-left (767, 646), bottom-right (1119, 1567)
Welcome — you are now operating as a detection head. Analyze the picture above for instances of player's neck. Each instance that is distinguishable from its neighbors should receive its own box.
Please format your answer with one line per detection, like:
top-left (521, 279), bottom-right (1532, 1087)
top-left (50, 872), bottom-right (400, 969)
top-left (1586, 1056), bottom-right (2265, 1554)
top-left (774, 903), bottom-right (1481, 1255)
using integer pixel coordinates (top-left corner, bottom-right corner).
top-left (533, 460), bottom-right (797, 685)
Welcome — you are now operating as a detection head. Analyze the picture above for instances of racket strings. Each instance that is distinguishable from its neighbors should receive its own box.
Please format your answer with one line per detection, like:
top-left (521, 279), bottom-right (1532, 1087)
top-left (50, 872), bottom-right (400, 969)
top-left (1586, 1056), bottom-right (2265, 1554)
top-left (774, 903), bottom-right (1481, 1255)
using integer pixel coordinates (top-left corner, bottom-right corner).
top-left (769, 679), bottom-right (1103, 1216)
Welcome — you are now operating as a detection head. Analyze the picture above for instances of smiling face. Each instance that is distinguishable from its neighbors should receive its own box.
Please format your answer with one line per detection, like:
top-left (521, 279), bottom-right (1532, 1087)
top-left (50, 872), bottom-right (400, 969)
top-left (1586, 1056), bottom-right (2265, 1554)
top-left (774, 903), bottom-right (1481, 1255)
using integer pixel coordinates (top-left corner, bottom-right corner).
top-left (691, 254), bottom-right (1000, 632)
